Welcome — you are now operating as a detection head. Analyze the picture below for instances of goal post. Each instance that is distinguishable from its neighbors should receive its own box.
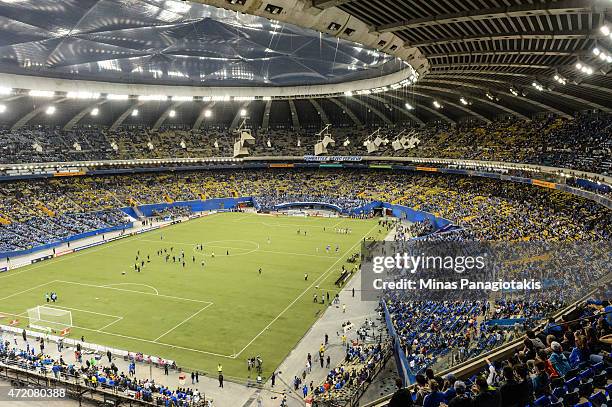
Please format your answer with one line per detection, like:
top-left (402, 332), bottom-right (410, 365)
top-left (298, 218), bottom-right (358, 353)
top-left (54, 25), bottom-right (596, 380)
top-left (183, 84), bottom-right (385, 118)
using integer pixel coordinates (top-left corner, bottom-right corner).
top-left (27, 306), bottom-right (73, 332)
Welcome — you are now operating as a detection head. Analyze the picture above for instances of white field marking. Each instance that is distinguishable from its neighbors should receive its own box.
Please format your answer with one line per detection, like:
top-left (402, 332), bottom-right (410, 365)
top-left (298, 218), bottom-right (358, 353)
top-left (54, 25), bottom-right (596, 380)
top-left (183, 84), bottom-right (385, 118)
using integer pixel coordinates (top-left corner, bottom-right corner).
top-left (234, 223), bottom-right (378, 357)
top-left (101, 283), bottom-right (160, 295)
top-left (144, 238), bottom-right (342, 259)
top-left (153, 303), bottom-right (214, 342)
top-left (35, 304), bottom-right (123, 319)
top-left (0, 310), bottom-right (234, 359)
top-left (0, 280), bottom-right (57, 302)
top-left (33, 304), bottom-right (124, 331)
top-left (97, 316), bottom-right (124, 331)
top-left (54, 280), bottom-right (212, 305)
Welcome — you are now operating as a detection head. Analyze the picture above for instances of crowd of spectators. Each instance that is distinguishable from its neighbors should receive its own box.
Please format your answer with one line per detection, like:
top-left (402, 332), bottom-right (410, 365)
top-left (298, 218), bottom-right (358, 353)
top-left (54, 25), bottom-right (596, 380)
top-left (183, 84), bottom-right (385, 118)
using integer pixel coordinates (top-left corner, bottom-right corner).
top-left (0, 169), bottom-right (609, 254)
top-left (311, 342), bottom-right (386, 405)
top-left (0, 335), bottom-right (208, 406)
top-left (388, 295), bottom-right (611, 407)
top-left (1, 113), bottom-right (610, 175)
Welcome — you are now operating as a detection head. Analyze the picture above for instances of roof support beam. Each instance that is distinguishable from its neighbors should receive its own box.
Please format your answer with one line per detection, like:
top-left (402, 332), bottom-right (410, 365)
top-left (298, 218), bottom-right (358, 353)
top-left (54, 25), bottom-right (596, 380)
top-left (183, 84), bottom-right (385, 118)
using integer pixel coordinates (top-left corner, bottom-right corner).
top-left (192, 102), bottom-right (216, 131)
top-left (329, 98), bottom-right (362, 127)
top-left (366, 95), bottom-right (426, 127)
top-left (0, 94), bottom-right (26, 103)
top-left (312, 0), bottom-right (356, 9)
top-left (431, 63), bottom-right (553, 70)
top-left (110, 101), bottom-right (145, 131)
top-left (261, 100), bottom-right (272, 130)
top-left (11, 98), bottom-right (69, 131)
top-left (427, 50), bottom-right (588, 59)
top-left (378, 0), bottom-right (595, 32)
top-left (385, 94), bottom-right (455, 125)
top-left (308, 99), bottom-right (331, 125)
top-left (410, 30), bottom-right (601, 47)
top-left (230, 102), bottom-right (250, 131)
top-left (63, 100), bottom-right (110, 131)
top-left (350, 97), bottom-right (392, 125)
top-left (152, 102), bottom-right (184, 131)
top-left (288, 100), bottom-right (301, 130)
top-left (413, 85), bottom-right (530, 121)
top-left (420, 78), bottom-right (573, 119)
top-left (413, 93), bottom-right (492, 124)
top-left (425, 77), bottom-right (611, 113)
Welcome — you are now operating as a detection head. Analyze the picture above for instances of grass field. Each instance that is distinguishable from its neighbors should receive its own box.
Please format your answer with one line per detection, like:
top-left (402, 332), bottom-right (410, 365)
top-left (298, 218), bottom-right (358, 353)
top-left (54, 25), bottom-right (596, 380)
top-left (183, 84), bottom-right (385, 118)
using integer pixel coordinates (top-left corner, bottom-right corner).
top-left (0, 212), bottom-right (384, 380)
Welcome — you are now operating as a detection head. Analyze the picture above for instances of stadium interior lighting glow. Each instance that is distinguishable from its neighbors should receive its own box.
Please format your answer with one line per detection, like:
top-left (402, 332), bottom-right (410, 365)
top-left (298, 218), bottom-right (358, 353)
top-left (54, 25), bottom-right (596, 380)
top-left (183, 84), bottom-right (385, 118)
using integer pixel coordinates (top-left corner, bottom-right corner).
top-left (29, 90), bottom-right (55, 97)
top-left (405, 102), bottom-right (414, 110)
top-left (240, 109), bottom-right (247, 116)
top-left (172, 96), bottom-right (193, 101)
top-left (433, 100), bottom-right (441, 109)
top-left (106, 94), bottom-right (129, 100)
top-left (45, 106), bottom-right (56, 115)
top-left (204, 109), bottom-right (212, 118)
top-left (262, 96), bottom-right (272, 101)
top-left (234, 96), bottom-right (255, 101)
top-left (131, 109), bottom-right (139, 116)
top-left (90, 107), bottom-right (99, 116)
top-left (459, 97), bottom-right (469, 105)
top-left (601, 25), bottom-right (610, 36)
top-left (553, 74), bottom-right (567, 85)
top-left (0, 104), bottom-right (6, 113)
top-left (212, 95), bottom-right (230, 101)
top-left (66, 91), bottom-right (100, 99)
top-left (168, 110), bottom-right (176, 118)
top-left (0, 87), bottom-right (12, 95)
top-left (344, 91), bottom-right (353, 96)
top-left (532, 81), bottom-right (544, 91)
top-left (138, 95), bottom-right (166, 101)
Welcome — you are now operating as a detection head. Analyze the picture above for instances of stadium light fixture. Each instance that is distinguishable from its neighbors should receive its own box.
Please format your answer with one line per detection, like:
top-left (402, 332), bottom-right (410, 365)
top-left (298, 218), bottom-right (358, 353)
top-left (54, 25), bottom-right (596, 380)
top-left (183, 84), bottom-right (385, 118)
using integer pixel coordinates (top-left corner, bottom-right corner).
top-left (169, 109), bottom-right (176, 118)
top-left (240, 108), bottom-right (247, 117)
top-left (172, 96), bottom-right (193, 101)
top-left (131, 109), bottom-right (139, 116)
top-left (45, 106), bottom-right (56, 115)
top-left (0, 87), bottom-right (12, 95)
top-left (204, 109), bottom-right (212, 118)
top-left (553, 73), bottom-right (567, 85)
top-left (0, 104), bottom-right (6, 113)
top-left (344, 91), bottom-right (353, 96)
top-left (91, 107), bottom-right (99, 116)
top-left (30, 90), bottom-right (55, 97)
top-left (601, 25), bottom-right (610, 36)
top-left (433, 100), bottom-right (442, 109)
top-left (459, 97), bottom-right (469, 105)
top-left (405, 102), bottom-right (414, 110)
top-left (531, 81), bottom-right (544, 91)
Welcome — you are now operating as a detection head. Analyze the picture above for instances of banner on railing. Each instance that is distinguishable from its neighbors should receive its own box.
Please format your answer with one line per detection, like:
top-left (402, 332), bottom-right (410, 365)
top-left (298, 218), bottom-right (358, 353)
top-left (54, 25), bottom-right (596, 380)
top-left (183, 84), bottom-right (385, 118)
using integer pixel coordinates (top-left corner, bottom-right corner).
top-left (303, 155), bottom-right (362, 162)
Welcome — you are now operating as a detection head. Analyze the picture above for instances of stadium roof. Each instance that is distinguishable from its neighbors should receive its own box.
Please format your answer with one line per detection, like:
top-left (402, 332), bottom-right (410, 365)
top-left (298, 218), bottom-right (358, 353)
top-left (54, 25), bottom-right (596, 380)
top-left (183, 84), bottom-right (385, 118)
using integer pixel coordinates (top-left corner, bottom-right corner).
top-left (0, 0), bottom-right (404, 87)
top-left (0, 0), bottom-right (610, 124)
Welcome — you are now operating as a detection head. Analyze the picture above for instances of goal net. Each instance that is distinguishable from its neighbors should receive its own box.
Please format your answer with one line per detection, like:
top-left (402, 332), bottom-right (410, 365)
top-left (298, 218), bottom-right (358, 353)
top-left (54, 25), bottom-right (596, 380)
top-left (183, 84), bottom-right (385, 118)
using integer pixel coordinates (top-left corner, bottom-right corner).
top-left (27, 306), bottom-right (73, 332)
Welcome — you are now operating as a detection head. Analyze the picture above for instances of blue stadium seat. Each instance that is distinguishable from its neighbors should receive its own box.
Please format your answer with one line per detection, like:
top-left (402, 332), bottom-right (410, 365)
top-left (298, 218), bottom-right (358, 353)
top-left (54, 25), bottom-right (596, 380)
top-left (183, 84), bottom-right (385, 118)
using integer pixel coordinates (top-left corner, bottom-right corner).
top-left (552, 386), bottom-right (567, 400)
top-left (593, 371), bottom-right (606, 387)
top-left (566, 377), bottom-right (580, 392)
top-left (588, 391), bottom-right (608, 407)
top-left (564, 389), bottom-right (580, 406)
top-left (535, 395), bottom-right (552, 406)
top-left (580, 381), bottom-right (594, 398)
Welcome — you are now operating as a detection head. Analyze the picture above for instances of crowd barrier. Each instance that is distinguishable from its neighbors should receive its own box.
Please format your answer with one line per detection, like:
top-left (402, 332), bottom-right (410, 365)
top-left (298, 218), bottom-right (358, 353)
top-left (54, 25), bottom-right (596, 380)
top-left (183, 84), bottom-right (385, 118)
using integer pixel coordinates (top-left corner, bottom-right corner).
top-left (483, 318), bottom-right (526, 327)
top-left (381, 300), bottom-right (416, 387)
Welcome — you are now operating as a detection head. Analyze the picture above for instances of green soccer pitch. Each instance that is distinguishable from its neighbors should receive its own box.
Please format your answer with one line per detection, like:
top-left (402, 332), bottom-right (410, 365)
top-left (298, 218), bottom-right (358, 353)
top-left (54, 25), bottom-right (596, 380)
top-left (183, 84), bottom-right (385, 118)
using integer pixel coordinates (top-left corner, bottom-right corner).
top-left (0, 212), bottom-right (385, 380)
